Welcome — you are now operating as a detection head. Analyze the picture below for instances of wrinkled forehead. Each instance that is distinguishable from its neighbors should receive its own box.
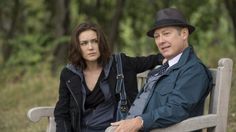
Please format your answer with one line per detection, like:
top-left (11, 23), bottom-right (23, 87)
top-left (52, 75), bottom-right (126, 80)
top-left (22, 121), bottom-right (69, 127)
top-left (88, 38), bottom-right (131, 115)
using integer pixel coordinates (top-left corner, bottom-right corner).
top-left (78, 30), bottom-right (98, 41)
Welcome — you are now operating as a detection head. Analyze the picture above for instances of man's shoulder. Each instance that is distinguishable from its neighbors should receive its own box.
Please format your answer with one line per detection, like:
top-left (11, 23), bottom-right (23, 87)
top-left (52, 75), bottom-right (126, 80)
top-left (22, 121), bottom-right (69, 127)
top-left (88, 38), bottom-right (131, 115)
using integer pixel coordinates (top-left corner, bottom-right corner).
top-left (178, 58), bottom-right (211, 81)
top-left (182, 57), bottom-right (206, 69)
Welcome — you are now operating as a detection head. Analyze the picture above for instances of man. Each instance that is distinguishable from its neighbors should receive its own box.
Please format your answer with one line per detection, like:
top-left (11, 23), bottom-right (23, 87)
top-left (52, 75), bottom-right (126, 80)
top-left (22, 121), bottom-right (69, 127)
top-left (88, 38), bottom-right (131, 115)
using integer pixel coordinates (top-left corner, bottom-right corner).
top-left (107, 8), bottom-right (212, 132)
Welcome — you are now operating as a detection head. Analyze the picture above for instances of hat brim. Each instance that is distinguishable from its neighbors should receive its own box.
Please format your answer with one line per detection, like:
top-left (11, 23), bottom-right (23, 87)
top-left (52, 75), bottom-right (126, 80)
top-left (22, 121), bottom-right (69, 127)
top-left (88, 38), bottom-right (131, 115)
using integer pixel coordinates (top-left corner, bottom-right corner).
top-left (147, 20), bottom-right (195, 37)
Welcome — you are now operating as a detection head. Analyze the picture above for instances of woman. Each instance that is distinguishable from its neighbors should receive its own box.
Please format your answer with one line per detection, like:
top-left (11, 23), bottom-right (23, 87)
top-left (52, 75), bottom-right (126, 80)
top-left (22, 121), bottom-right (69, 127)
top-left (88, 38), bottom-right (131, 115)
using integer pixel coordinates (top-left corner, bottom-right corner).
top-left (54, 22), bottom-right (163, 132)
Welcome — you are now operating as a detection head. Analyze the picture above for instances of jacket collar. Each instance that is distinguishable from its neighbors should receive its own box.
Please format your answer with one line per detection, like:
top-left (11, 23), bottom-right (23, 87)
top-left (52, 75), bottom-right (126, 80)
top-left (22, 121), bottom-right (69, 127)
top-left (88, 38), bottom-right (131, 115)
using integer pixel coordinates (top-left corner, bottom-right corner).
top-left (165, 46), bottom-right (194, 74)
top-left (103, 57), bottom-right (114, 79)
top-left (65, 56), bottom-right (114, 80)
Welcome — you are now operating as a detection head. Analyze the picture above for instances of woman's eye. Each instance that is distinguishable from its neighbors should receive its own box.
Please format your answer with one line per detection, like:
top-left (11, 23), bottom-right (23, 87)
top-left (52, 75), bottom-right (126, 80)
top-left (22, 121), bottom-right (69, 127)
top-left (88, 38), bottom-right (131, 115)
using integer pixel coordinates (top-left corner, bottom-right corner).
top-left (80, 41), bottom-right (88, 46)
top-left (91, 39), bottom-right (98, 44)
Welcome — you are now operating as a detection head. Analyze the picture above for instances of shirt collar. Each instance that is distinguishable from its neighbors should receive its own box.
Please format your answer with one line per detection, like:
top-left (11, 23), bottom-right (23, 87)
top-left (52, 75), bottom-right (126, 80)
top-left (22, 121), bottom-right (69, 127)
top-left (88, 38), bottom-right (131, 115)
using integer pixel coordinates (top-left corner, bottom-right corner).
top-left (168, 52), bottom-right (182, 68)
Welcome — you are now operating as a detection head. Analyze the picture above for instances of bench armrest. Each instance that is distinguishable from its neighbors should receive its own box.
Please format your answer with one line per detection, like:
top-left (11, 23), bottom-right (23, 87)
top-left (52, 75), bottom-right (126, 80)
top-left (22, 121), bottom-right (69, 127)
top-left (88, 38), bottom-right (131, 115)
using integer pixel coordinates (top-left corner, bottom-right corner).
top-left (151, 114), bottom-right (217, 132)
top-left (27, 106), bottom-right (55, 122)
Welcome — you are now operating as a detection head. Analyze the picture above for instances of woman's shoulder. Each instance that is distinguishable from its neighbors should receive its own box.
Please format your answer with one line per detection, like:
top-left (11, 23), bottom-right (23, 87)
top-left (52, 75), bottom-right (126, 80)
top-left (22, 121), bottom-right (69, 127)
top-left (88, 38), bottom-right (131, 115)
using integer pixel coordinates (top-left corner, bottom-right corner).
top-left (60, 65), bottom-right (79, 78)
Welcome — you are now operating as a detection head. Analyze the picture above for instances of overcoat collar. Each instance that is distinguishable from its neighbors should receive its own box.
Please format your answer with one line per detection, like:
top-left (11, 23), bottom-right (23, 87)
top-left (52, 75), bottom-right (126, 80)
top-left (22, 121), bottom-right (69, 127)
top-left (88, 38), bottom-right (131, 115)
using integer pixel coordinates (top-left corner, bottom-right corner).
top-left (164, 46), bottom-right (193, 75)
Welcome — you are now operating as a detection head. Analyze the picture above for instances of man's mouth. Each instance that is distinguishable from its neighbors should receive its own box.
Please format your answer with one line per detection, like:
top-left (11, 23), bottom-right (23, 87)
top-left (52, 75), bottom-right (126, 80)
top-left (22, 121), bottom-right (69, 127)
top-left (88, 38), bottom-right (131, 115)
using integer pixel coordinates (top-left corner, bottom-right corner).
top-left (161, 46), bottom-right (170, 51)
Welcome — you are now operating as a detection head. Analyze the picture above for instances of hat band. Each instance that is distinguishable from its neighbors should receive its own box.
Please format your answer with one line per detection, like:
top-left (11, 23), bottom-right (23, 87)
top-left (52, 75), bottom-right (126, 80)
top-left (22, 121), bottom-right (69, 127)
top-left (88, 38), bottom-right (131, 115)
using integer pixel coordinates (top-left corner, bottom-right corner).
top-left (155, 19), bottom-right (188, 27)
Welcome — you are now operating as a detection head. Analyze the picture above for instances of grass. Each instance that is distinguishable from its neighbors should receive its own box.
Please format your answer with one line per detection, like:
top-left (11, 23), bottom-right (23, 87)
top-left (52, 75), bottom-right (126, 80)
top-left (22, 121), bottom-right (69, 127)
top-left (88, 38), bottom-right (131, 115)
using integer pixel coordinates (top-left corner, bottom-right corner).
top-left (0, 64), bottom-right (59, 132)
top-left (0, 58), bottom-right (235, 132)
top-left (228, 66), bottom-right (236, 132)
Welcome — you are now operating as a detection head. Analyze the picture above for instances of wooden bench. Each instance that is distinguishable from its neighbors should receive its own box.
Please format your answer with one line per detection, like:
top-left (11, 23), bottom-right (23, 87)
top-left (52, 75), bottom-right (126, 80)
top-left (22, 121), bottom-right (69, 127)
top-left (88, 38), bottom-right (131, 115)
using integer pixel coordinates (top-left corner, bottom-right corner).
top-left (27, 58), bottom-right (233, 132)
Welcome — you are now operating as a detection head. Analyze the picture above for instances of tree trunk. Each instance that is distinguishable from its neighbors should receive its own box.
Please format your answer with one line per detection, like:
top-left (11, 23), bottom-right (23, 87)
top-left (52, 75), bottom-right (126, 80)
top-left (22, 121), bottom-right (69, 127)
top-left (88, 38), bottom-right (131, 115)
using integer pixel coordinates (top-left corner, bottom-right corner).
top-left (224, 0), bottom-right (236, 44)
top-left (45, 0), bottom-right (70, 73)
top-left (108, 0), bottom-right (125, 52)
top-left (2, 0), bottom-right (20, 62)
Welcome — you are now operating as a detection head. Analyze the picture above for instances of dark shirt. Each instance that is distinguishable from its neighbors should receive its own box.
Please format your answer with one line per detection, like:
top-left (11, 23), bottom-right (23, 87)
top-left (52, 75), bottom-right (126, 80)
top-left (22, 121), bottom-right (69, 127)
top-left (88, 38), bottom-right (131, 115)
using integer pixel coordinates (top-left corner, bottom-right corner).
top-left (84, 71), bottom-right (105, 110)
top-left (81, 69), bottom-right (114, 131)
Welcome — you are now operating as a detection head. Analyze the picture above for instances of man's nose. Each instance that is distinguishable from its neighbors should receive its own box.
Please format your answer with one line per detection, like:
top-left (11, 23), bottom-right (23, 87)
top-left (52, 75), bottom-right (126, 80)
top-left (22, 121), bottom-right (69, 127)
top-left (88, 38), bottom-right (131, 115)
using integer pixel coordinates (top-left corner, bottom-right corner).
top-left (158, 35), bottom-right (165, 43)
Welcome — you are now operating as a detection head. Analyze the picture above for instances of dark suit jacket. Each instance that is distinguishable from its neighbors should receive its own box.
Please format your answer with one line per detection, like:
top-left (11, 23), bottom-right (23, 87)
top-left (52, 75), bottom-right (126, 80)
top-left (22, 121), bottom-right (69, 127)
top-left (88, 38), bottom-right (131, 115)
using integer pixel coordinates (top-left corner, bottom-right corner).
top-left (140, 47), bottom-right (212, 131)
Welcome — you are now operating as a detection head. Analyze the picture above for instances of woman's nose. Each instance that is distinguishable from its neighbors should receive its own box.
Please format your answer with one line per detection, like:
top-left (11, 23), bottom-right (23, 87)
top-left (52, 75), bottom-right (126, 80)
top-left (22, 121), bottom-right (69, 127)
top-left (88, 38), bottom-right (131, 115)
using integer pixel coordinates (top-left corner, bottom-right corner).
top-left (88, 42), bottom-right (93, 49)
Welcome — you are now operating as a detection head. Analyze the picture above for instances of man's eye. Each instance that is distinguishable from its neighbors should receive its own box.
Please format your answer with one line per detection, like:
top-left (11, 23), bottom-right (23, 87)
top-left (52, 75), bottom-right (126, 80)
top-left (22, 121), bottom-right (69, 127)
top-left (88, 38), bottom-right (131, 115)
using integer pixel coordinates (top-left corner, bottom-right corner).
top-left (163, 32), bottom-right (170, 35)
top-left (154, 35), bottom-right (159, 38)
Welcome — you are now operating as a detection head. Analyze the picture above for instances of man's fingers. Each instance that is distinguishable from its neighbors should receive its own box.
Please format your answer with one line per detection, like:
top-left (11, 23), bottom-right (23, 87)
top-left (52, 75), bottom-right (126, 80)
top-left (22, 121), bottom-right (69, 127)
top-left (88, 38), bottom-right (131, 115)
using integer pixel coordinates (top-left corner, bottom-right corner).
top-left (111, 120), bottom-right (122, 126)
top-left (105, 126), bottom-right (118, 132)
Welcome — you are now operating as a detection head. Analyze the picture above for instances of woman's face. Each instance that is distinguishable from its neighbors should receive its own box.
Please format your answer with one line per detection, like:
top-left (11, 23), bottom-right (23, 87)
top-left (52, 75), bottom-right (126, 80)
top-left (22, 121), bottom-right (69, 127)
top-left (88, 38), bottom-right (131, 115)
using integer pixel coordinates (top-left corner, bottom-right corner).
top-left (78, 30), bottom-right (100, 64)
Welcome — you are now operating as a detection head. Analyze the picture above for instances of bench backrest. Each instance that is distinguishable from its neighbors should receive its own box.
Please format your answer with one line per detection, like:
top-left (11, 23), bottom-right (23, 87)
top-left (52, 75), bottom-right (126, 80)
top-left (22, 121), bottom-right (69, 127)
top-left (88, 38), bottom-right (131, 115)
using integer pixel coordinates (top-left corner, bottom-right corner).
top-left (27, 58), bottom-right (233, 132)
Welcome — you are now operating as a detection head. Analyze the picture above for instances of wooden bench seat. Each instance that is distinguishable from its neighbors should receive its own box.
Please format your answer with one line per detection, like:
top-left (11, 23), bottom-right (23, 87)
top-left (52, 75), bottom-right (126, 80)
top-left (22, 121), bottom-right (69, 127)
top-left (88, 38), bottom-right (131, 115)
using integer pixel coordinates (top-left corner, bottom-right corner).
top-left (27, 58), bottom-right (233, 132)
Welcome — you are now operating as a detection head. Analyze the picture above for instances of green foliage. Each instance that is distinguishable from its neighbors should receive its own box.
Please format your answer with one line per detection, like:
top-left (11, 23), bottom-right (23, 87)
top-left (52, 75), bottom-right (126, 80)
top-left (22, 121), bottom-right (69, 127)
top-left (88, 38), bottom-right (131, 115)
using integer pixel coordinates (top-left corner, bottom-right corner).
top-left (4, 33), bottom-right (70, 67)
top-left (5, 34), bottom-right (51, 66)
top-left (0, 0), bottom-right (236, 131)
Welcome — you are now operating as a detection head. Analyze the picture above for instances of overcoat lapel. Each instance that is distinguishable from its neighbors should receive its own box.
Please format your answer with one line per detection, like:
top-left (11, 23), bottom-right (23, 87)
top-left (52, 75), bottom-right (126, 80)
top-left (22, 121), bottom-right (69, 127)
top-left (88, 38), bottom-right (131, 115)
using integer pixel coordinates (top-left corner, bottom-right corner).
top-left (143, 47), bottom-right (192, 110)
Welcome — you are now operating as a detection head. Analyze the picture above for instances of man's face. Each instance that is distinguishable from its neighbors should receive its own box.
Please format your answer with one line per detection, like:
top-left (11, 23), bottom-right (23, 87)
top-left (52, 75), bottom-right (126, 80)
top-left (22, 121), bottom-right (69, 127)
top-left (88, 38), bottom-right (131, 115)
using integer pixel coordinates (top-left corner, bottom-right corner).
top-left (153, 26), bottom-right (188, 60)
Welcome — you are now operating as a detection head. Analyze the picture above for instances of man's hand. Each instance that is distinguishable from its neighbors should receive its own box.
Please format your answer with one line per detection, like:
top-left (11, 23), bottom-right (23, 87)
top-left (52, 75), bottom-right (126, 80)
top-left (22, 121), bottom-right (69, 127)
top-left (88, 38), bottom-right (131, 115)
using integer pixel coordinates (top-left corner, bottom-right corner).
top-left (110, 117), bottom-right (143, 132)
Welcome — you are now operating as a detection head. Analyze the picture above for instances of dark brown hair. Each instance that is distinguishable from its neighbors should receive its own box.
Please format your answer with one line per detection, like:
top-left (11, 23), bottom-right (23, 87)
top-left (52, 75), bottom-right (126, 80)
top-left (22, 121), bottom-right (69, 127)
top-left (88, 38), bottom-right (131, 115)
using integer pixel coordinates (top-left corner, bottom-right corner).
top-left (68, 22), bottom-right (111, 69)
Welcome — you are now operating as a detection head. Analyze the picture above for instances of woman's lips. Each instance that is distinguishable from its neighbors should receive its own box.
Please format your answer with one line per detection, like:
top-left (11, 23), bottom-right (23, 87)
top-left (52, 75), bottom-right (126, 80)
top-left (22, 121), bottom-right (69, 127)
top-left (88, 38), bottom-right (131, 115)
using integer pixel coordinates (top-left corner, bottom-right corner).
top-left (88, 52), bottom-right (96, 56)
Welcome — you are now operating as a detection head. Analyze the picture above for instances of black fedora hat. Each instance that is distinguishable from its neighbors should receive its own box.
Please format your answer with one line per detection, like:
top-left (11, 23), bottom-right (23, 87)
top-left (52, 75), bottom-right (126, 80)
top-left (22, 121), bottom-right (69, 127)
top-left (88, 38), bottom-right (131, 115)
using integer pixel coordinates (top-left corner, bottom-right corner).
top-left (147, 8), bottom-right (195, 37)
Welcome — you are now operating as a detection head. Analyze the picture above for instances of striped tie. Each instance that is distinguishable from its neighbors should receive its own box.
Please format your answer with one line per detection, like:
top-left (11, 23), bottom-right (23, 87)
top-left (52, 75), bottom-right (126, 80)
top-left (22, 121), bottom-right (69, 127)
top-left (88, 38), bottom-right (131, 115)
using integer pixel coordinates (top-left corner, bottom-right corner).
top-left (148, 62), bottom-right (169, 77)
top-left (156, 62), bottom-right (169, 76)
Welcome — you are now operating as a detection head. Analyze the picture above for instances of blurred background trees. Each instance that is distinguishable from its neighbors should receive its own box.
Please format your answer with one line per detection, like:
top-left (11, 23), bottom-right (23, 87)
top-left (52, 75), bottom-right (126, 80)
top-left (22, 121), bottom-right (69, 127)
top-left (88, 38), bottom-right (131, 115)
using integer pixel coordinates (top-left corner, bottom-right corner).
top-left (1, 0), bottom-right (235, 69)
top-left (0, 0), bottom-right (235, 131)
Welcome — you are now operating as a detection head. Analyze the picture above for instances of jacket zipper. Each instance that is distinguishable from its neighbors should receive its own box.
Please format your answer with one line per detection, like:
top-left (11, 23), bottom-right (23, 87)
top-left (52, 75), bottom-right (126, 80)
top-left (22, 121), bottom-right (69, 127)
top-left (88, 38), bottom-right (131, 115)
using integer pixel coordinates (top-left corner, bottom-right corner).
top-left (66, 80), bottom-right (80, 109)
top-left (63, 121), bottom-right (68, 132)
top-left (66, 80), bottom-right (80, 131)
